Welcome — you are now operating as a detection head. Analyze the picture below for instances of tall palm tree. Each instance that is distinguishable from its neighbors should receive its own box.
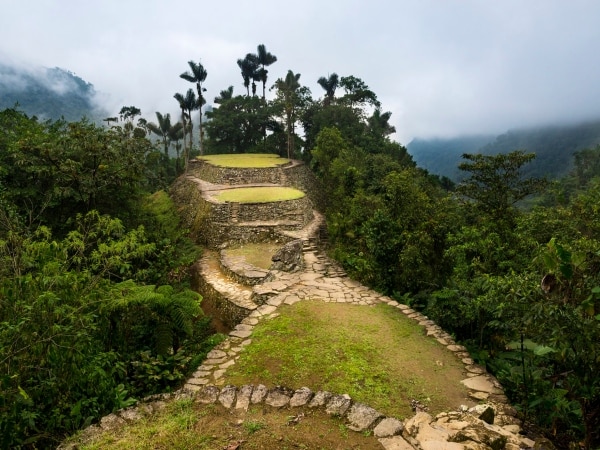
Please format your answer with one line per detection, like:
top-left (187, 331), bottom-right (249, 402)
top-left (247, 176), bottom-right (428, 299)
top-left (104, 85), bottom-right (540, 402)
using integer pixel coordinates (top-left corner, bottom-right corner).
top-left (274, 70), bottom-right (302, 159)
top-left (168, 122), bottom-right (184, 173)
top-left (181, 89), bottom-right (198, 170)
top-left (147, 112), bottom-right (174, 158)
top-left (237, 54), bottom-right (259, 97)
top-left (173, 91), bottom-right (188, 162)
top-left (255, 44), bottom-right (277, 100)
top-left (170, 92), bottom-right (199, 169)
top-left (317, 73), bottom-right (339, 106)
top-left (368, 109), bottom-right (396, 137)
top-left (180, 60), bottom-right (207, 155)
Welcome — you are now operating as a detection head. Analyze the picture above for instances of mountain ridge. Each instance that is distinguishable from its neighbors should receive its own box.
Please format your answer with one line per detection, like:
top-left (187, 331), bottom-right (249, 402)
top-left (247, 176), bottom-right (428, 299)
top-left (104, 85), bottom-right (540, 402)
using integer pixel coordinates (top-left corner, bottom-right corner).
top-left (0, 62), bottom-right (106, 122)
top-left (407, 119), bottom-right (600, 181)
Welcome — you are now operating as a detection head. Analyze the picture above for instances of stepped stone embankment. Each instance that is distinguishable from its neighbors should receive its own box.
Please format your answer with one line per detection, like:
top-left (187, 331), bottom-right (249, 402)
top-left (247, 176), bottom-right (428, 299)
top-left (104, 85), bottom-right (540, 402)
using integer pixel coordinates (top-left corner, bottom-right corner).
top-left (171, 159), bottom-right (320, 248)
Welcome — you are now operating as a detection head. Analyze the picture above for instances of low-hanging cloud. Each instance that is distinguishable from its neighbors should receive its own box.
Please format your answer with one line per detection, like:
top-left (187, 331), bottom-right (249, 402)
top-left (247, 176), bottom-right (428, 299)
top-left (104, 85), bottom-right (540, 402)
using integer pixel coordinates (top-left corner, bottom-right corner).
top-left (1, 0), bottom-right (600, 143)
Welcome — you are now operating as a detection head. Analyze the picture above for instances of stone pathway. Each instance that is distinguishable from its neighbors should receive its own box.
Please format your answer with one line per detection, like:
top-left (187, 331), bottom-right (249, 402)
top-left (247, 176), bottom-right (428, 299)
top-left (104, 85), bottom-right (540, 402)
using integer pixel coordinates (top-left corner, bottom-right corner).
top-left (67, 241), bottom-right (535, 450)
top-left (65, 162), bottom-right (541, 449)
top-left (66, 213), bottom-right (536, 449)
top-left (178, 234), bottom-right (535, 449)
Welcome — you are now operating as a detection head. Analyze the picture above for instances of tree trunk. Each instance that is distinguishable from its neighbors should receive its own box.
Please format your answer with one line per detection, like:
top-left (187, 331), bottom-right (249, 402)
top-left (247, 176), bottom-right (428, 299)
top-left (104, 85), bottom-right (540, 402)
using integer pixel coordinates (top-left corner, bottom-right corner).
top-left (197, 83), bottom-right (204, 156)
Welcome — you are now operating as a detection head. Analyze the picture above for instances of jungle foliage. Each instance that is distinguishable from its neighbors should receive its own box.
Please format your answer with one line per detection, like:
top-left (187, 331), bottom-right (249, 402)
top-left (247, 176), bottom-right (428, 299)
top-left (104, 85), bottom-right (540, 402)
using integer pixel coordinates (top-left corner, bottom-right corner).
top-left (0, 108), bottom-right (216, 448)
top-left (314, 117), bottom-right (600, 447)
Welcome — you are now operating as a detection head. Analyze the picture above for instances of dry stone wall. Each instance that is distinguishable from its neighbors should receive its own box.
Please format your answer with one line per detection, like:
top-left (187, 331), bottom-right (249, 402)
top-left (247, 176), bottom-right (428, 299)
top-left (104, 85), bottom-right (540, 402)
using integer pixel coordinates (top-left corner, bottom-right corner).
top-left (188, 159), bottom-right (287, 185)
top-left (233, 196), bottom-right (313, 226)
top-left (191, 258), bottom-right (256, 329)
top-left (282, 161), bottom-right (327, 211)
top-left (171, 163), bottom-right (316, 248)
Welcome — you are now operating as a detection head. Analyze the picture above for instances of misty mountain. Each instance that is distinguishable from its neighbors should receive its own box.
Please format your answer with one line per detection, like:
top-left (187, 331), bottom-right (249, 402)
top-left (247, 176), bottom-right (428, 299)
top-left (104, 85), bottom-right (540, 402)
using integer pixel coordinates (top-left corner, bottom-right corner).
top-left (407, 135), bottom-right (495, 181)
top-left (0, 63), bottom-right (106, 122)
top-left (408, 120), bottom-right (600, 181)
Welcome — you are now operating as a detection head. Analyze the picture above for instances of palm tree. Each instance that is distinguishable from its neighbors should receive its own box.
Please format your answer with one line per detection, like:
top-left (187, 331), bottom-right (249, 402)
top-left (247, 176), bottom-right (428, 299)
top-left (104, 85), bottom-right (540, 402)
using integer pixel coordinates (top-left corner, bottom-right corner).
top-left (180, 60), bottom-right (207, 155)
top-left (274, 70), bottom-right (302, 159)
top-left (147, 112), bottom-right (174, 158)
top-left (173, 92), bottom-right (188, 162)
top-left (317, 73), bottom-right (339, 106)
top-left (214, 86), bottom-right (234, 104)
top-left (168, 122), bottom-right (184, 173)
top-left (181, 89), bottom-right (198, 170)
top-left (175, 89), bottom-right (199, 163)
top-left (237, 54), bottom-right (259, 97)
top-left (368, 109), bottom-right (396, 137)
top-left (255, 44), bottom-right (277, 100)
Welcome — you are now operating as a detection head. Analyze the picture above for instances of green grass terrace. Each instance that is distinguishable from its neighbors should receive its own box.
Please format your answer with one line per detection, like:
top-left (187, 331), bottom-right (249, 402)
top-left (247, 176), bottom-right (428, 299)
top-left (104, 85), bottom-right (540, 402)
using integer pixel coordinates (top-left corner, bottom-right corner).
top-left (215, 187), bottom-right (305, 203)
top-left (198, 153), bottom-right (291, 168)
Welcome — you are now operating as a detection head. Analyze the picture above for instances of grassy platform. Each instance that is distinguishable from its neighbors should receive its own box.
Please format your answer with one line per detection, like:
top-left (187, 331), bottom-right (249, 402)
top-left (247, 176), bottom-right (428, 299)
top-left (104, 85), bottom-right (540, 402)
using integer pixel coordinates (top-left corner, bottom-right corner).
top-left (224, 301), bottom-right (472, 419)
top-left (199, 153), bottom-right (290, 168)
top-left (216, 186), bottom-right (304, 203)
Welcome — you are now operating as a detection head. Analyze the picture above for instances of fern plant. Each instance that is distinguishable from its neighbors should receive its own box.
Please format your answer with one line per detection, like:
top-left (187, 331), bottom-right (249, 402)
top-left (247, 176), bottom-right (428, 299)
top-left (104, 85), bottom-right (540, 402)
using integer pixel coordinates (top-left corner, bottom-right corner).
top-left (105, 280), bottom-right (202, 356)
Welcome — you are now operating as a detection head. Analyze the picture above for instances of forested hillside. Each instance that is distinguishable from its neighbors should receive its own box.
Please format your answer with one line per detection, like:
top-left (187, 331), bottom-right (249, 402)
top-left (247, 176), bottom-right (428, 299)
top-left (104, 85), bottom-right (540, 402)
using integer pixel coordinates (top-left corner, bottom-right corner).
top-left (408, 120), bottom-right (600, 181)
top-left (0, 63), bottom-right (105, 121)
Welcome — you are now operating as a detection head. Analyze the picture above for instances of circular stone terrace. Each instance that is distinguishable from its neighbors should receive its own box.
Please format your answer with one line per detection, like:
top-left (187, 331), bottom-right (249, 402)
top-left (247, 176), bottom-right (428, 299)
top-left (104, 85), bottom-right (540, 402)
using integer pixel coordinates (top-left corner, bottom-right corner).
top-left (183, 154), bottom-right (316, 248)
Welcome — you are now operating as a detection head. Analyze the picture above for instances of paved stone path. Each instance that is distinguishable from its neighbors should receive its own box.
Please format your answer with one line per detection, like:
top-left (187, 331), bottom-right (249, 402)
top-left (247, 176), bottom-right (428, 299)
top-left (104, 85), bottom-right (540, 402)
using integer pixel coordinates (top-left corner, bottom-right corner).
top-left (68, 239), bottom-right (532, 450)
top-left (176, 228), bottom-right (533, 449)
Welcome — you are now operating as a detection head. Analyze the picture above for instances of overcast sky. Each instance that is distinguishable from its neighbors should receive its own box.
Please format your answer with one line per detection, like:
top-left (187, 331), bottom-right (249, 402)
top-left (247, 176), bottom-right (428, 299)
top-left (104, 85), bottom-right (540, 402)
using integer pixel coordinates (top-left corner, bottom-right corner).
top-left (2, 0), bottom-right (600, 144)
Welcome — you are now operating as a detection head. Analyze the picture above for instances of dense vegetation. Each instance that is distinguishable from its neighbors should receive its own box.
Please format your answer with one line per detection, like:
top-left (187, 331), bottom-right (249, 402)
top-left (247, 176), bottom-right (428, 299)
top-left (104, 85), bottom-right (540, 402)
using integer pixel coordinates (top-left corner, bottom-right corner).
top-left (3, 43), bottom-right (600, 449)
top-left (316, 121), bottom-right (600, 447)
top-left (0, 108), bottom-right (219, 448)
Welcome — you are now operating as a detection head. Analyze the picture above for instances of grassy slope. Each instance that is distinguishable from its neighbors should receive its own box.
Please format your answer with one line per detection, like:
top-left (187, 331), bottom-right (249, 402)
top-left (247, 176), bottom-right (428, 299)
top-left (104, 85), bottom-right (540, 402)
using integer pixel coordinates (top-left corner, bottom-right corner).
top-left (74, 300), bottom-right (471, 449)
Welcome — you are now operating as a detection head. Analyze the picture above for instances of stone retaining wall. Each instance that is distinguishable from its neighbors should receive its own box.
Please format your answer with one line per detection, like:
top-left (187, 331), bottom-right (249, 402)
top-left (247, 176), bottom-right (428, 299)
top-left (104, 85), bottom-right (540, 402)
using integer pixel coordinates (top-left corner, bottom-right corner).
top-left (282, 162), bottom-right (327, 211)
top-left (219, 250), bottom-right (270, 286)
top-left (170, 177), bottom-right (311, 248)
top-left (233, 196), bottom-right (313, 226)
top-left (187, 158), bottom-right (326, 211)
top-left (188, 159), bottom-right (288, 185)
top-left (191, 260), bottom-right (255, 330)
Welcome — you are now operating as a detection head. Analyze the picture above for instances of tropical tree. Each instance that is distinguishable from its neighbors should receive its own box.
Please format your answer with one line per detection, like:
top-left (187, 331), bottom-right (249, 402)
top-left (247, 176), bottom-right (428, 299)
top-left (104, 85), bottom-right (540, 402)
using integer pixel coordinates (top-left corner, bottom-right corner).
top-left (118, 106), bottom-right (141, 123)
top-left (457, 151), bottom-right (547, 224)
top-left (273, 70), bottom-right (309, 158)
top-left (168, 122), bottom-right (184, 173)
top-left (214, 86), bottom-right (234, 104)
top-left (317, 73), bottom-right (339, 106)
top-left (180, 60), bottom-right (207, 155)
top-left (174, 89), bottom-right (198, 170)
top-left (255, 44), bottom-right (277, 100)
top-left (173, 92), bottom-right (188, 162)
top-left (204, 95), bottom-right (267, 154)
top-left (237, 54), bottom-right (259, 97)
top-left (147, 112), bottom-right (174, 159)
top-left (367, 109), bottom-right (396, 138)
top-left (339, 75), bottom-right (380, 109)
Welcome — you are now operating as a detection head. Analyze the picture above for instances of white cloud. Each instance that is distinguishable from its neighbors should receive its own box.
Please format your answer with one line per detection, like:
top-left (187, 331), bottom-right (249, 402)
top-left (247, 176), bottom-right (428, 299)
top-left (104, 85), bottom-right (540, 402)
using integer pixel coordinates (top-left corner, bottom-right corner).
top-left (2, 0), bottom-right (600, 143)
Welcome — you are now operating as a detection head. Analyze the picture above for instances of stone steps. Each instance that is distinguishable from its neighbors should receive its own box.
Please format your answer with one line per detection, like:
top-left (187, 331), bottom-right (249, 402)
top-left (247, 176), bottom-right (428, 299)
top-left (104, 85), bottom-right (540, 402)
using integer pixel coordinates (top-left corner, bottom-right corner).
top-left (195, 252), bottom-right (258, 329)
